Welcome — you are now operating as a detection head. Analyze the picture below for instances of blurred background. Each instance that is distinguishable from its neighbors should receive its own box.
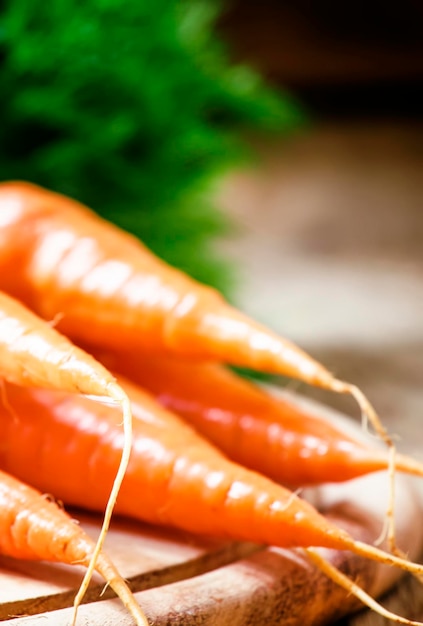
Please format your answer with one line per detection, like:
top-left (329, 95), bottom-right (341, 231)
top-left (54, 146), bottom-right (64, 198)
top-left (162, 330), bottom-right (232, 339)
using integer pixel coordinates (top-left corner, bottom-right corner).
top-left (215, 0), bottom-right (423, 463)
top-left (1, 0), bottom-right (422, 451)
top-left (218, 6), bottom-right (423, 620)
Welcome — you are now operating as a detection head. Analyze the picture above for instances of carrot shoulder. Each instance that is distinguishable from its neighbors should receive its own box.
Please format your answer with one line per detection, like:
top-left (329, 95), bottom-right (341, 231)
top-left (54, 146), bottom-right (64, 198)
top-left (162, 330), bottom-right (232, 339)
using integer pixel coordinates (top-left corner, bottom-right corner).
top-left (0, 291), bottom-right (136, 621)
top-left (0, 469), bottom-right (148, 625)
top-left (90, 349), bottom-right (423, 486)
top-left (0, 181), bottom-right (383, 438)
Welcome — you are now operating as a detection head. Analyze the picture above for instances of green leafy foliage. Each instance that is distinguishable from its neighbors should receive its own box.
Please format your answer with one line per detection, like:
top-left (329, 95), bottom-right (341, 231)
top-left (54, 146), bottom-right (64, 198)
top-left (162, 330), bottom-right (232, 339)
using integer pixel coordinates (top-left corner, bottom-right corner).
top-left (0, 0), bottom-right (301, 295)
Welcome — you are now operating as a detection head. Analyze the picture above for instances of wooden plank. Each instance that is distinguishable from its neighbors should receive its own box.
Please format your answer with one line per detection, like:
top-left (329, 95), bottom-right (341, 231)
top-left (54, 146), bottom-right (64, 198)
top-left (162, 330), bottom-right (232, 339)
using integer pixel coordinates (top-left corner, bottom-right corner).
top-left (0, 518), bottom-right (258, 620)
top-left (0, 545), bottom-right (376, 626)
top-left (2, 502), bottom-right (420, 626)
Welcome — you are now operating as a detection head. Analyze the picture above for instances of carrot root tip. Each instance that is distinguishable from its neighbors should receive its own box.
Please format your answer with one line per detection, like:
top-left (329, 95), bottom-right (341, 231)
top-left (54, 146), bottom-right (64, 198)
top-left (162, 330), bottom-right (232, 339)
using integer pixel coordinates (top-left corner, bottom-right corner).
top-left (305, 548), bottom-right (423, 625)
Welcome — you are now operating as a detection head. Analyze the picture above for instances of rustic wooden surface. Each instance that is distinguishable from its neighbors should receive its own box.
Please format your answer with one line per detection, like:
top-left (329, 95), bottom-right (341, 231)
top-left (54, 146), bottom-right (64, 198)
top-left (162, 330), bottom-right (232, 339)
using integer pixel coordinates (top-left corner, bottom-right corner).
top-left (0, 517), bottom-right (257, 620)
top-left (1, 394), bottom-right (422, 625)
top-left (1, 477), bottom-right (421, 626)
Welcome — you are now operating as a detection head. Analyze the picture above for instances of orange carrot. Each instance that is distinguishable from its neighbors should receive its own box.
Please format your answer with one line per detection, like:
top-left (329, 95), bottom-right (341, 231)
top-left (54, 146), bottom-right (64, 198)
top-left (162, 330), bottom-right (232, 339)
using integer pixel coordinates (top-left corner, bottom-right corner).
top-left (0, 181), bottom-right (386, 443)
top-left (0, 469), bottom-right (148, 625)
top-left (0, 377), bottom-right (422, 605)
top-left (90, 349), bottom-right (423, 487)
top-left (0, 291), bottom-right (136, 621)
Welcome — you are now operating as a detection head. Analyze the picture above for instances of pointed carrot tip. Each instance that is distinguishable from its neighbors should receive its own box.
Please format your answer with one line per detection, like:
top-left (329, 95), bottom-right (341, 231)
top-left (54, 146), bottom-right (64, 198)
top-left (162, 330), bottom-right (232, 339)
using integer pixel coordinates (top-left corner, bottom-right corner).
top-left (395, 453), bottom-right (423, 479)
top-left (95, 555), bottom-right (150, 626)
top-left (305, 548), bottom-right (423, 626)
top-left (352, 540), bottom-right (423, 576)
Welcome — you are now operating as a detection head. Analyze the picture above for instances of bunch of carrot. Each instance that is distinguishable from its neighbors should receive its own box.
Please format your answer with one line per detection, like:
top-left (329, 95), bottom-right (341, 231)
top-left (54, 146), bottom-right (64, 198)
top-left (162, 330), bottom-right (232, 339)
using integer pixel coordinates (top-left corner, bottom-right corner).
top-left (0, 181), bottom-right (422, 626)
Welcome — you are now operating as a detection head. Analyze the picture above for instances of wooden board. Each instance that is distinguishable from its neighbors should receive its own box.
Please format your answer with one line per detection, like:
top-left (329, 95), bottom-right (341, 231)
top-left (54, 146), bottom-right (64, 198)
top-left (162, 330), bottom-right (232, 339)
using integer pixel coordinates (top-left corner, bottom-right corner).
top-left (1, 393), bottom-right (422, 625)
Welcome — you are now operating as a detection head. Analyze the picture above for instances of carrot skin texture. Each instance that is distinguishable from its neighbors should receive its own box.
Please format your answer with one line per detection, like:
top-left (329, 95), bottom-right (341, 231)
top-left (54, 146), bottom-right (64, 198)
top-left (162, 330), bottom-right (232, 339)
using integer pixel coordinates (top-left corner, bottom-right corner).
top-left (0, 469), bottom-right (149, 626)
top-left (0, 291), bottom-right (119, 398)
top-left (0, 181), bottom-right (341, 388)
top-left (0, 380), bottom-right (390, 556)
top-left (5, 378), bottom-right (423, 606)
top-left (0, 468), bottom-right (94, 563)
top-left (0, 380), bottom-right (355, 551)
top-left (90, 350), bottom-right (418, 486)
top-left (0, 414), bottom-right (420, 626)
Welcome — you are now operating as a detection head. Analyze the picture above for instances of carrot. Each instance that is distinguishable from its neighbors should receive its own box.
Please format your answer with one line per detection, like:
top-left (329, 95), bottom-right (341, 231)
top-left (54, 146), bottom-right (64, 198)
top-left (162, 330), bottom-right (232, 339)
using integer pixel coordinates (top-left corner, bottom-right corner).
top-left (0, 180), bottom-right (387, 445)
top-left (0, 469), bottom-right (148, 625)
top-left (0, 378), bottom-right (422, 625)
top-left (0, 180), bottom-right (399, 550)
top-left (0, 291), bottom-right (137, 622)
top-left (89, 349), bottom-right (423, 487)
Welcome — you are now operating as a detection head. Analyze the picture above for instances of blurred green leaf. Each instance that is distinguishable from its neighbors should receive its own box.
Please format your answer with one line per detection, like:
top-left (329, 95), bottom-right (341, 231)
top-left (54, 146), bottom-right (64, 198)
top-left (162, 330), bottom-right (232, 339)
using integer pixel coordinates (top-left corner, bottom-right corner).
top-left (0, 0), bottom-right (302, 296)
